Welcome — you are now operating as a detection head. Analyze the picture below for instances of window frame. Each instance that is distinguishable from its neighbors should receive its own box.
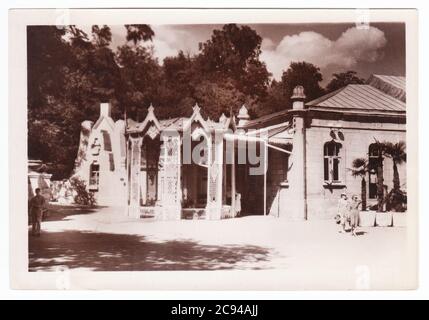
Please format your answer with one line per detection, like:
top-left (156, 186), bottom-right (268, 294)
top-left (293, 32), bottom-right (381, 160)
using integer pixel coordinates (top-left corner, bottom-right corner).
top-left (89, 162), bottom-right (100, 191)
top-left (323, 140), bottom-right (343, 184)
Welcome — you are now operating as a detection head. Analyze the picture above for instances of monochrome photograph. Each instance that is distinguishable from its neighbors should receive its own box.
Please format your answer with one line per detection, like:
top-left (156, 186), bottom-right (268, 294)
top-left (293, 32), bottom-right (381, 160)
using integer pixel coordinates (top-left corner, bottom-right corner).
top-left (8, 8), bottom-right (418, 290)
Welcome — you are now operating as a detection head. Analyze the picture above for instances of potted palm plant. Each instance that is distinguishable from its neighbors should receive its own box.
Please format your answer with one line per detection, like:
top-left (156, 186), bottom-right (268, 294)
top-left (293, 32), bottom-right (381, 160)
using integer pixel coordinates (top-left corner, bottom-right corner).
top-left (384, 141), bottom-right (407, 227)
top-left (350, 158), bottom-right (375, 227)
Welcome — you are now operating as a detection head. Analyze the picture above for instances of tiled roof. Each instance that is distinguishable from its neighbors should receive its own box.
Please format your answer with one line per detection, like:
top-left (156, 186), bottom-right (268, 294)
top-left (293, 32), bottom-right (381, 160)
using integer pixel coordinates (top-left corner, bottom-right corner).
top-left (306, 84), bottom-right (406, 113)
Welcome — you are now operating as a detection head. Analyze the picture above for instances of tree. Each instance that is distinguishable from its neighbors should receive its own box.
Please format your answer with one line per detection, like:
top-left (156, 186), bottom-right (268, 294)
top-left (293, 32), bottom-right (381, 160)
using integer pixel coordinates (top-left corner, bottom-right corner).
top-left (383, 141), bottom-right (406, 191)
top-left (326, 71), bottom-right (365, 93)
top-left (125, 24), bottom-right (154, 45)
top-left (280, 62), bottom-right (325, 108)
top-left (91, 25), bottom-right (112, 47)
top-left (115, 45), bottom-right (162, 121)
top-left (160, 51), bottom-right (199, 116)
top-left (371, 139), bottom-right (386, 212)
top-left (27, 25), bottom-right (127, 179)
top-left (350, 158), bottom-right (369, 211)
top-left (27, 26), bottom-right (71, 111)
top-left (197, 24), bottom-right (270, 98)
top-left (27, 26), bottom-right (76, 178)
top-left (115, 24), bottom-right (158, 120)
top-left (193, 78), bottom-right (255, 120)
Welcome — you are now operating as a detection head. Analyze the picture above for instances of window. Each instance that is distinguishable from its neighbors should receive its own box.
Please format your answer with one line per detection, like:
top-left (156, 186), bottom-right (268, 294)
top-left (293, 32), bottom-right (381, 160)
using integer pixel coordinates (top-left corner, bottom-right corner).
top-left (101, 130), bottom-right (112, 151)
top-left (89, 162), bottom-right (100, 190)
top-left (368, 143), bottom-right (383, 199)
top-left (108, 153), bottom-right (115, 171)
top-left (323, 141), bottom-right (342, 183)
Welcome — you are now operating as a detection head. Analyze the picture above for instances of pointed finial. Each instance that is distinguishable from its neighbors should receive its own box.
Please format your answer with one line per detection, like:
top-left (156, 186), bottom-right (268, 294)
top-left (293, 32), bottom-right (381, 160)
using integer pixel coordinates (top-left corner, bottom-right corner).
top-left (237, 105), bottom-right (250, 127)
top-left (219, 113), bottom-right (227, 123)
top-left (148, 103), bottom-right (155, 113)
top-left (237, 105), bottom-right (250, 120)
top-left (193, 103), bottom-right (200, 113)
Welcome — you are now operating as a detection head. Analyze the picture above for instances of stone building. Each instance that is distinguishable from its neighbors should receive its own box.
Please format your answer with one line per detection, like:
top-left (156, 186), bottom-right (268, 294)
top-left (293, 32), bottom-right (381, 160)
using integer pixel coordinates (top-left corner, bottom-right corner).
top-left (75, 74), bottom-right (406, 219)
top-left (74, 103), bottom-right (127, 206)
top-left (243, 74), bottom-right (406, 220)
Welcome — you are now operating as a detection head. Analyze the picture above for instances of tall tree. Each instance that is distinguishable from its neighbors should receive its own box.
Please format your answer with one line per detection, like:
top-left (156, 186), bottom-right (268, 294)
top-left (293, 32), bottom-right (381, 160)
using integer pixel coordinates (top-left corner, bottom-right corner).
top-left (280, 62), bottom-right (325, 108)
top-left (193, 78), bottom-right (255, 120)
top-left (116, 45), bottom-right (162, 121)
top-left (326, 71), bottom-right (365, 93)
top-left (350, 158), bottom-right (369, 211)
top-left (125, 24), bottom-right (155, 45)
top-left (383, 141), bottom-right (406, 191)
top-left (27, 26), bottom-right (71, 111)
top-left (27, 26), bottom-right (75, 178)
top-left (197, 24), bottom-right (270, 98)
top-left (371, 139), bottom-right (386, 212)
top-left (28, 25), bottom-right (124, 179)
top-left (259, 80), bottom-right (288, 116)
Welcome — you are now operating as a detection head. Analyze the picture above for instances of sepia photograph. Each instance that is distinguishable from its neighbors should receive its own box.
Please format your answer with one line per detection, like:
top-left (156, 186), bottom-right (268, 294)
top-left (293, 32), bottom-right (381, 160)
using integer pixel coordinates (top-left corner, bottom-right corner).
top-left (8, 8), bottom-right (418, 290)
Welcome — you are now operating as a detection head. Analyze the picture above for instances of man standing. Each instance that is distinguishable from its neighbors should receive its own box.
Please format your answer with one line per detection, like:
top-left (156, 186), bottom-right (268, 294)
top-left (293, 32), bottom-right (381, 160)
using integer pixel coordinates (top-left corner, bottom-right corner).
top-left (29, 188), bottom-right (46, 236)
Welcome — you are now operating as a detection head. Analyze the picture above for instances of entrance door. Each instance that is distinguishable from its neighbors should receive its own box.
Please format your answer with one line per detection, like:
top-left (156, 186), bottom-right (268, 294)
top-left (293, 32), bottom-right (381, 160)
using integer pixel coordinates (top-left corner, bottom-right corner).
top-left (141, 138), bottom-right (159, 206)
top-left (197, 166), bottom-right (208, 207)
top-left (237, 163), bottom-right (264, 215)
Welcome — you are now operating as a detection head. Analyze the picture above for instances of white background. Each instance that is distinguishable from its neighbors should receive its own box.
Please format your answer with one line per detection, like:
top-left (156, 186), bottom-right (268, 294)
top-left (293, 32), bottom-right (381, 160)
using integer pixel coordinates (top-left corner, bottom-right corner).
top-left (1, 0), bottom-right (428, 300)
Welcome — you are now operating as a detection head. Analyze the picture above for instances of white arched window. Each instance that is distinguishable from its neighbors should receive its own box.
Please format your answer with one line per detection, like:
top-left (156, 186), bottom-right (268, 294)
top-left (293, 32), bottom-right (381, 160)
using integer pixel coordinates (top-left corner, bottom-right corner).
top-left (323, 141), bottom-right (342, 183)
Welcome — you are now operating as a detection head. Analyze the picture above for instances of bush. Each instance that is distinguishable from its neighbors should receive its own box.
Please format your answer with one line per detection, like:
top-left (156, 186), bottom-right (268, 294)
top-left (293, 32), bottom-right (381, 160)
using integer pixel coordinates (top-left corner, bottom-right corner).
top-left (70, 176), bottom-right (97, 206)
top-left (386, 189), bottom-right (407, 212)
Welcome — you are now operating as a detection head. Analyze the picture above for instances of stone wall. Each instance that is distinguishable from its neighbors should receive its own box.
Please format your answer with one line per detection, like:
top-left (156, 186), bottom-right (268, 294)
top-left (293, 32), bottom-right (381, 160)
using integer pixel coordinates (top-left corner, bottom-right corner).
top-left (265, 116), bottom-right (406, 220)
top-left (304, 118), bottom-right (406, 219)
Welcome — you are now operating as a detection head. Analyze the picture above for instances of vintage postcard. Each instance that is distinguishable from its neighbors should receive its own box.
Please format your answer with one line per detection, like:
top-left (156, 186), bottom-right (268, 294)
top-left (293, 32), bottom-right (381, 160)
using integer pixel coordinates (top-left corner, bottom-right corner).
top-left (9, 8), bottom-right (418, 290)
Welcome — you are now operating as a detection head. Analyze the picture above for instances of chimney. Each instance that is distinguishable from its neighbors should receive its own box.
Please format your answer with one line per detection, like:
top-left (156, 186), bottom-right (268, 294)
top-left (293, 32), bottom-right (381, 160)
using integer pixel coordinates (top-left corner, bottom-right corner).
top-left (100, 102), bottom-right (111, 118)
top-left (291, 86), bottom-right (306, 110)
top-left (237, 105), bottom-right (250, 127)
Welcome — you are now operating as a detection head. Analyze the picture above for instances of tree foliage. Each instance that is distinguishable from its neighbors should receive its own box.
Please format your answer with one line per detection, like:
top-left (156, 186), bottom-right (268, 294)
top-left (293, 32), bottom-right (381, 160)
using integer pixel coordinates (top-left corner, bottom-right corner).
top-left (280, 62), bottom-right (325, 108)
top-left (326, 71), bottom-right (365, 93)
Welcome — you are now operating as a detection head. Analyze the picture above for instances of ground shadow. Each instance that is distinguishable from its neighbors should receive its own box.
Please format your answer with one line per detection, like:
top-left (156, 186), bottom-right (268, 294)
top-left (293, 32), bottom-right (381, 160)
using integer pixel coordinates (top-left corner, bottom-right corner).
top-left (355, 231), bottom-right (367, 236)
top-left (28, 205), bottom-right (104, 225)
top-left (29, 230), bottom-right (273, 271)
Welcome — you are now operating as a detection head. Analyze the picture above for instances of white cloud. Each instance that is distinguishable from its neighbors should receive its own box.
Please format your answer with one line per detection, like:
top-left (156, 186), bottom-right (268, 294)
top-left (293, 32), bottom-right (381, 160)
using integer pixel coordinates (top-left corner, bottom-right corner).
top-left (260, 26), bottom-right (387, 80)
top-left (143, 25), bottom-right (205, 64)
top-left (109, 25), bottom-right (206, 64)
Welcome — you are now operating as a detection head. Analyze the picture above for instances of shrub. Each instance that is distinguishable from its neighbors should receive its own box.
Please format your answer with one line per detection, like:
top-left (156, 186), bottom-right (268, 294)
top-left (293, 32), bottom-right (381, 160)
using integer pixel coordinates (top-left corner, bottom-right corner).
top-left (386, 188), bottom-right (407, 212)
top-left (70, 176), bottom-right (97, 206)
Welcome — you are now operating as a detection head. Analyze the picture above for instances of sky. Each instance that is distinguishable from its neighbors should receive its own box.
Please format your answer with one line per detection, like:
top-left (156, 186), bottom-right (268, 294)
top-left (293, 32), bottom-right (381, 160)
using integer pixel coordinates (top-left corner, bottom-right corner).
top-left (91, 22), bottom-right (405, 85)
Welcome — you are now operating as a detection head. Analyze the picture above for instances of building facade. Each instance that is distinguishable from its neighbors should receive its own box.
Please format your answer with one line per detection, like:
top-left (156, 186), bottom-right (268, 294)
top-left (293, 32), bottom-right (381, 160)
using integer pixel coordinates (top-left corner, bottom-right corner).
top-left (75, 74), bottom-right (406, 220)
top-left (74, 103), bottom-right (127, 206)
